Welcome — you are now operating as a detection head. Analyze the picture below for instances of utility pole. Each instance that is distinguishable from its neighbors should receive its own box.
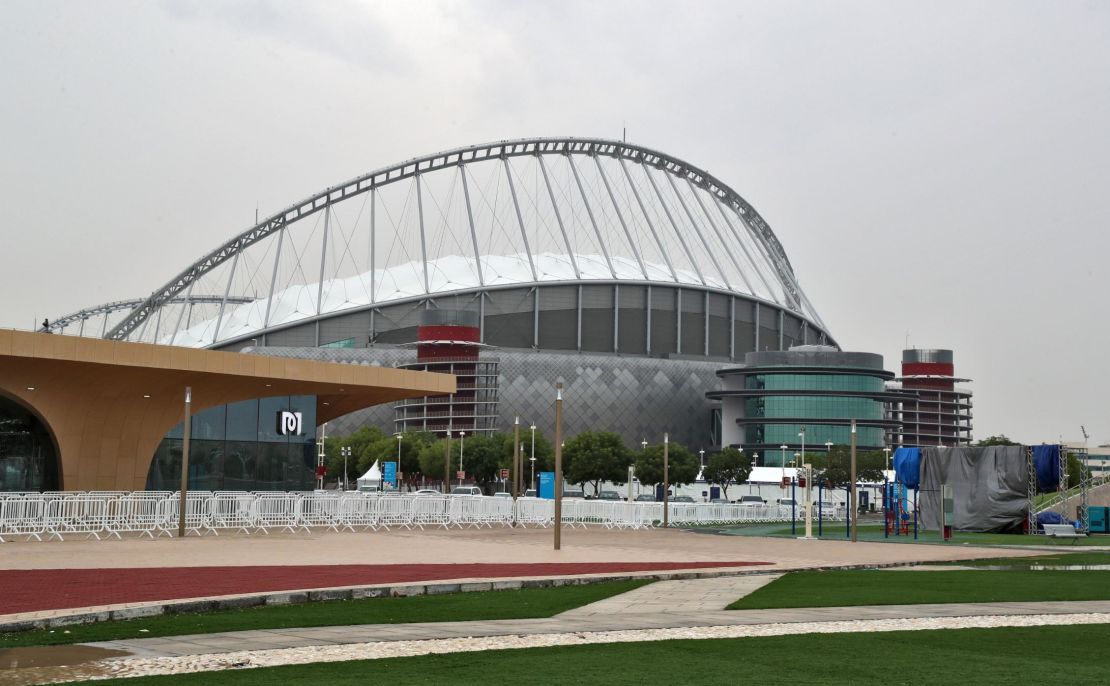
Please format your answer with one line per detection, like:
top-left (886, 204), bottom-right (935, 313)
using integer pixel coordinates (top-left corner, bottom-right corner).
top-left (850, 419), bottom-right (858, 543)
top-left (554, 383), bottom-right (564, 550)
top-left (663, 432), bottom-right (670, 528)
top-left (177, 386), bottom-right (192, 538)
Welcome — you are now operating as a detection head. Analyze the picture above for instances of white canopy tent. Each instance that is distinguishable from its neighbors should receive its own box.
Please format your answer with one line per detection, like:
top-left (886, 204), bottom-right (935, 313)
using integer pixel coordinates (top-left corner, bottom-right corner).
top-left (357, 460), bottom-right (382, 492)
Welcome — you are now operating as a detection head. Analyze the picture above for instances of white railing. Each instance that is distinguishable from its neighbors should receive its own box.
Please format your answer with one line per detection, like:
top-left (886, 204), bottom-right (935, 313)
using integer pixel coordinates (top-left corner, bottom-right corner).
top-left (0, 491), bottom-right (831, 542)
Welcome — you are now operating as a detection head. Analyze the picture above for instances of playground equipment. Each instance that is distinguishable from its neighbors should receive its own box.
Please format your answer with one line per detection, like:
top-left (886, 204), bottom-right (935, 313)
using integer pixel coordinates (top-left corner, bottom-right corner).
top-left (886, 447), bottom-right (920, 539)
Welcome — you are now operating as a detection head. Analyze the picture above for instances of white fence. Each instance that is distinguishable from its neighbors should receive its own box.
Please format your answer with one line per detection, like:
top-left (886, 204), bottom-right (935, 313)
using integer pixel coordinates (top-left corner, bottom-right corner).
top-left (0, 491), bottom-right (840, 542)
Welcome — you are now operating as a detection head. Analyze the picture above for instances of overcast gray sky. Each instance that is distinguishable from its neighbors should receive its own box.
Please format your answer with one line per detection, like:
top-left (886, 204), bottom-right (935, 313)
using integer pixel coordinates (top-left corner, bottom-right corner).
top-left (1, 1), bottom-right (1107, 445)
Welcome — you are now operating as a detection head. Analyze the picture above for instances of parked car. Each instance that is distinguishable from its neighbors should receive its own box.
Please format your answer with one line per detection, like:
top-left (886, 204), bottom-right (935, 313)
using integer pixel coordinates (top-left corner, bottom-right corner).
top-left (412, 489), bottom-right (441, 496)
top-left (492, 491), bottom-right (512, 498)
top-left (671, 495), bottom-right (696, 503)
top-left (709, 498), bottom-right (731, 504)
top-left (597, 490), bottom-right (621, 501)
top-left (737, 495), bottom-right (767, 505)
top-left (523, 489), bottom-right (537, 497)
top-left (450, 486), bottom-right (482, 496)
top-left (562, 489), bottom-right (585, 499)
top-left (634, 494), bottom-right (656, 502)
top-left (776, 497), bottom-right (798, 508)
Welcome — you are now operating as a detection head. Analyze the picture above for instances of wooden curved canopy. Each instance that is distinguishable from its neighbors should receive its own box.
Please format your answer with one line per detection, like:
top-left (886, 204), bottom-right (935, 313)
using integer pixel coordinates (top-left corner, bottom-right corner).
top-left (0, 330), bottom-right (454, 491)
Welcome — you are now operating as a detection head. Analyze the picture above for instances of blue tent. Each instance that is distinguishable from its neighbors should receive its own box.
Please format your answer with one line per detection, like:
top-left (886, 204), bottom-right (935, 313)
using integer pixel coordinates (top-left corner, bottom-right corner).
top-left (893, 447), bottom-right (921, 489)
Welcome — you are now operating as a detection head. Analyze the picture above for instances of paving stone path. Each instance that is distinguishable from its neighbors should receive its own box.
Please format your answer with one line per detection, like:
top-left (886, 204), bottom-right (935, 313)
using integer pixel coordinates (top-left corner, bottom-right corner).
top-left (558, 574), bottom-right (782, 616)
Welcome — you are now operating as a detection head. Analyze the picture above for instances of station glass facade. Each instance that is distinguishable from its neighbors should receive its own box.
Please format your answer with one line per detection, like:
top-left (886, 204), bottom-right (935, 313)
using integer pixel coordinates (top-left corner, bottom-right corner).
top-left (146, 395), bottom-right (317, 492)
top-left (0, 395), bottom-right (59, 491)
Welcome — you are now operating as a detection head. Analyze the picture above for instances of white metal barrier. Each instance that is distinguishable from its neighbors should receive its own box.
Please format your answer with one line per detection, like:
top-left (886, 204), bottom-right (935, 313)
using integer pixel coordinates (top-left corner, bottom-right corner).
top-left (0, 490), bottom-right (819, 541)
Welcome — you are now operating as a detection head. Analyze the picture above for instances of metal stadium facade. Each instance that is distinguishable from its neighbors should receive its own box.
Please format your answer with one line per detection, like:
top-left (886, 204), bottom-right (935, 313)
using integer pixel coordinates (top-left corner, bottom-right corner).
top-left (49, 137), bottom-right (835, 449)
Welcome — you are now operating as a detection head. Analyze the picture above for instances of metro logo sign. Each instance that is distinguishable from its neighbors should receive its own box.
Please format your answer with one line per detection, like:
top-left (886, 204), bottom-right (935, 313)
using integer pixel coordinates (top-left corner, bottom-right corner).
top-left (277, 411), bottom-right (303, 436)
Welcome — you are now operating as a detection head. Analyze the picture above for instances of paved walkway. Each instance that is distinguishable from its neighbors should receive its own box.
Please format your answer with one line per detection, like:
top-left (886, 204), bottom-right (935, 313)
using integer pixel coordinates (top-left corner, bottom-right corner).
top-left (89, 598), bottom-right (1110, 658)
top-left (558, 574), bottom-right (782, 617)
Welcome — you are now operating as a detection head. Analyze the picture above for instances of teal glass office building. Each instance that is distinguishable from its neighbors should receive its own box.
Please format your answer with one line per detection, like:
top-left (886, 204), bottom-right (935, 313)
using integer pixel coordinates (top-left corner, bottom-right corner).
top-left (709, 346), bottom-right (908, 464)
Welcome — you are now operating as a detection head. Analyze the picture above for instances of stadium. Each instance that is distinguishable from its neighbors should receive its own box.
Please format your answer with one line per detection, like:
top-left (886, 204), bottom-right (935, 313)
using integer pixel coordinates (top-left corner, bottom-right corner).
top-left (47, 137), bottom-right (834, 452)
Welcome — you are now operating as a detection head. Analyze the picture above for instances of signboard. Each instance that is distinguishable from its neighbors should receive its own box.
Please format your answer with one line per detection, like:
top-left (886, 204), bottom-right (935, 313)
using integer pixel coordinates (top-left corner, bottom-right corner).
top-left (500, 468), bottom-right (510, 479)
top-left (383, 461), bottom-right (397, 486)
top-left (456, 470), bottom-right (466, 480)
top-left (277, 411), bottom-right (303, 436)
top-left (538, 471), bottom-right (555, 499)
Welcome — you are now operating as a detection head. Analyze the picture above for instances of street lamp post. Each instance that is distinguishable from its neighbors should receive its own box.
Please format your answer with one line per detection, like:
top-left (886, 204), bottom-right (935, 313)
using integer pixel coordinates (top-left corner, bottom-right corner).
top-left (393, 432), bottom-right (403, 493)
top-left (177, 386), bottom-right (192, 539)
top-left (799, 426), bottom-right (806, 469)
top-left (444, 430), bottom-right (452, 493)
top-left (699, 449), bottom-right (705, 480)
top-left (459, 431), bottom-right (466, 486)
top-left (780, 444), bottom-right (788, 484)
top-left (530, 423), bottom-right (537, 492)
top-left (554, 383), bottom-right (564, 551)
top-left (663, 432), bottom-right (670, 528)
top-left (341, 446), bottom-right (351, 491)
top-left (513, 416), bottom-right (521, 500)
top-left (884, 447), bottom-right (892, 475)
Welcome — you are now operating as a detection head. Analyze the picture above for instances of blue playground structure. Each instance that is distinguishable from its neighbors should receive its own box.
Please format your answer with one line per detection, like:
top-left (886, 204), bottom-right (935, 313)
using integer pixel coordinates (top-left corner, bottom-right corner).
top-left (886, 447), bottom-right (920, 539)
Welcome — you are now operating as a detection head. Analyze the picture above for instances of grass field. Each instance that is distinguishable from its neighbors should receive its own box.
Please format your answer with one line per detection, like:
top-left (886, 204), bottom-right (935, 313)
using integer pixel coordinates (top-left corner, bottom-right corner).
top-left (713, 521), bottom-right (1109, 546)
top-left (88, 624), bottom-right (1110, 685)
top-left (0, 580), bottom-right (650, 649)
top-left (729, 569), bottom-right (1110, 610)
top-left (949, 551), bottom-right (1110, 567)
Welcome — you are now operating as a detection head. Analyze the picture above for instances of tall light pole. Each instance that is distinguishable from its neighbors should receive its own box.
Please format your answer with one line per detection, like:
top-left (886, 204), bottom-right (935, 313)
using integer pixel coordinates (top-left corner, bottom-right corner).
top-left (851, 419), bottom-right (859, 542)
top-left (177, 386), bottom-right (192, 538)
top-left (393, 432), bottom-right (403, 492)
top-left (883, 447), bottom-right (892, 476)
top-left (663, 432), bottom-right (670, 528)
top-left (444, 430), bottom-right (452, 493)
top-left (341, 446), bottom-right (351, 490)
top-left (554, 382), bottom-right (564, 551)
top-left (513, 416), bottom-right (521, 500)
top-left (459, 431), bottom-right (466, 486)
top-left (780, 444), bottom-right (788, 484)
top-left (530, 423), bottom-right (537, 492)
top-left (799, 426), bottom-right (806, 469)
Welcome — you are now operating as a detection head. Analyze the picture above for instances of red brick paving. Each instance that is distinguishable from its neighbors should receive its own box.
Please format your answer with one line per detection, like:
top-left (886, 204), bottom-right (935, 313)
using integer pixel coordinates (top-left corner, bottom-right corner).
top-left (0, 561), bottom-right (770, 615)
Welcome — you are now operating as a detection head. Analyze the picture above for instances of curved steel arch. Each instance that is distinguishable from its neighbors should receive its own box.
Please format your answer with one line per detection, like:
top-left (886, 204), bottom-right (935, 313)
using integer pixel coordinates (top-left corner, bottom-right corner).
top-left (49, 296), bottom-right (256, 333)
top-left (107, 137), bottom-right (811, 341)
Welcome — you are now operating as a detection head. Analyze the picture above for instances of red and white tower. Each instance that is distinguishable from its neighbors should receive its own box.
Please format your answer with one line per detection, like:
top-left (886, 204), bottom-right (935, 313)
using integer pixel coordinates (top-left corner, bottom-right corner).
top-left (896, 349), bottom-right (973, 446)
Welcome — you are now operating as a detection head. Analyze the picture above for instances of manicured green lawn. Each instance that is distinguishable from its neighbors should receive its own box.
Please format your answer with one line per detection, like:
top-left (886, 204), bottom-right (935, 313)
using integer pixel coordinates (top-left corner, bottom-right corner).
top-left (91, 624), bottom-right (1110, 685)
top-left (0, 580), bottom-right (650, 648)
top-left (716, 521), bottom-right (1110, 546)
top-left (729, 569), bottom-right (1110, 610)
top-left (950, 551), bottom-right (1110, 567)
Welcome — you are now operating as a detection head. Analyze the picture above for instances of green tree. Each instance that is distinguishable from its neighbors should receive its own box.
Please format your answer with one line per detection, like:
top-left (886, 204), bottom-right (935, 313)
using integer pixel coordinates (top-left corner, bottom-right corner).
top-left (324, 426), bottom-right (387, 486)
top-left (808, 447), bottom-right (884, 488)
top-left (976, 435), bottom-right (1019, 447)
top-left (634, 442), bottom-right (698, 489)
top-left (458, 434), bottom-right (505, 492)
top-left (354, 430), bottom-right (435, 484)
top-left (703, 447), bottom-right (751, 499)
top-left (562, 431), bottom-right (631, 496)
top-left (418, 438), bottom-right (453, 489)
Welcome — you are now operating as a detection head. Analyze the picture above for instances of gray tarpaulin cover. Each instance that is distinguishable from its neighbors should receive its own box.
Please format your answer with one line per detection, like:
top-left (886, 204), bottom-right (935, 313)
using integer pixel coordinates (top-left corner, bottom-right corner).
top-left (920, 446), bottom-right (1027, 532)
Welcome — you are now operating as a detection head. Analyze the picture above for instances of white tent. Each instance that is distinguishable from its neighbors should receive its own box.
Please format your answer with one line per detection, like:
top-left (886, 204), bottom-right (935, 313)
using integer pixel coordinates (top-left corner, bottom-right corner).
top-left (357, 460), bottom-right (382, 492)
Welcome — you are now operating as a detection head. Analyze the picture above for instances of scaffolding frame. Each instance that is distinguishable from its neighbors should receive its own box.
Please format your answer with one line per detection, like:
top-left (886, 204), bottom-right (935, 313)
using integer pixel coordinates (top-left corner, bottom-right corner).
top-left (1028, 444), bottom-right (1091, 534)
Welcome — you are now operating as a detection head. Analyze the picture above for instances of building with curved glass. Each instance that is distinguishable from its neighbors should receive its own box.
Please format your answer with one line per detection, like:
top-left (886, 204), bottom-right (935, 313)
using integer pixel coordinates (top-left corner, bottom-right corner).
top-left (46, 137), bottom-right (837, 455)
top-left (709, 345), bottom-right (909, 464)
